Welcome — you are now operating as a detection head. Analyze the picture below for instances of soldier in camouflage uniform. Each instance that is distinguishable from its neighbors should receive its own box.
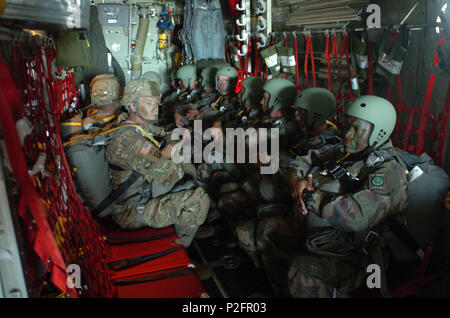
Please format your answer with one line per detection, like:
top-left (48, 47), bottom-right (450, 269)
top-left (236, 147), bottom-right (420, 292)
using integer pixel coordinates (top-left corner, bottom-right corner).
top-left (288, 87), bottom-right (339, 159)
top-left (215, 78), bottom-right (298, 268)
top-left (105, 78), bottom-right (210, 247)
top-left (253, 95), bottom-right (408, 297)
top-left (61, 74), bottom-right (122, 140)
top-left (228, 76), bottom-right (266, 129)
top-left (193, 64), bottom-right (241, 129)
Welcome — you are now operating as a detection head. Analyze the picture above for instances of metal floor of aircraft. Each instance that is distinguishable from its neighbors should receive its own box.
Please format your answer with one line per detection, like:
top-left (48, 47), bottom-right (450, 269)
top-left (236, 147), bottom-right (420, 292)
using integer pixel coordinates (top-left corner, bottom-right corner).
top-left (187, 221), bottom-right (275, 298)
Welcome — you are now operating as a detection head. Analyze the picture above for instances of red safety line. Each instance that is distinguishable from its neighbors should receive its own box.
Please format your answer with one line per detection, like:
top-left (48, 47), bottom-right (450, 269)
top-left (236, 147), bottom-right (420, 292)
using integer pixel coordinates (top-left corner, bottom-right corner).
top-left (293, 34), bottom-right (301, 92)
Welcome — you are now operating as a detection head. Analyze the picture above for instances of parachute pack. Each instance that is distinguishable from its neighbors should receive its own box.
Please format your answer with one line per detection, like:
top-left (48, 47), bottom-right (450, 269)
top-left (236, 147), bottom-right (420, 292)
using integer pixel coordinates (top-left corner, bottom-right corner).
top-left (63, 123), bottom-right (162, 218)
top-left (372, 149), bottom-right (449, 262)
top-left (181, 0), bottom-right (226, 62)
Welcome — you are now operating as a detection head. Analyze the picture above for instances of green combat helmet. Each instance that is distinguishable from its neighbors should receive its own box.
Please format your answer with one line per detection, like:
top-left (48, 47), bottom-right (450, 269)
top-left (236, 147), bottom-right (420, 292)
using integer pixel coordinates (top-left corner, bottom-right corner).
top-left (241, 76), bottom-right (265, 106)
top-left (200, 67), bottom-right (218, 89)
top-left (294, 87), bottom-right (336, 128)
top-left (345, 95), bottom-right (397, 148)
top-left (262, 78), bottom-right (297, 111)
top-left (90, 74), bottom-right (121, 106)
top-left (176, 64), bottom-right (197, 89)
top-left (122, 78), bottom-right (161, 112)
top-left (215, 64), bottom-right (239, 94)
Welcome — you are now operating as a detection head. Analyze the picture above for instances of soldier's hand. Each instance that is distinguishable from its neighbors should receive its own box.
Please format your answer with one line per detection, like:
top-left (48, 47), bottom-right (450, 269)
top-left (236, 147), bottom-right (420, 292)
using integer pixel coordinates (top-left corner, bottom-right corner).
top-left (186, 109), bottom-right (199, 120)
top-left (160, 145), bottom-right (174, 159)
top-left (174, 112), bottom-right (184, 128)
top-left (288, 174), bottom-right (315, 215)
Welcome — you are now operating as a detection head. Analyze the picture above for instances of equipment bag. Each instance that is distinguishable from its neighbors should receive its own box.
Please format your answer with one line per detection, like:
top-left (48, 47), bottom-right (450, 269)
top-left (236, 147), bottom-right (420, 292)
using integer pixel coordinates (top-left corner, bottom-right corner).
top-left (279, 46), bottom-right (296, 75)
top-left (375, 25), bottom-right (410, 87)
top-left (260, 42), bottom-right (282, 76)
top-left (351, 34), bottom-right (369, 80)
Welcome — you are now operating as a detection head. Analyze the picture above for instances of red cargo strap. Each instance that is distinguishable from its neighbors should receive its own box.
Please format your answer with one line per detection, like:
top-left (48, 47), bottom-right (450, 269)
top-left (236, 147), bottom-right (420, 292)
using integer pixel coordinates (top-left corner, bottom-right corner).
top-left (0, 58), bottom-right (76, 297)
top-left (416, 37), bottom-right (445, 155)
top-left (304, 34), bottom-right (316, 88)
top-left (325, 33), bottom-right (332, 92)
top-left (293, 32), bottom-right (301, 92)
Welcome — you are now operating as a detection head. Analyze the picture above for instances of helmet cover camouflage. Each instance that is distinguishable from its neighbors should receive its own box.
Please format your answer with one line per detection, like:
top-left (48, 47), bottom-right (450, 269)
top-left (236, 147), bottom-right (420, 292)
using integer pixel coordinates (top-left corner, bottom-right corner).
top-left (90, 74), bottom-right (121, 106)
top-left (122, 79), bottom-right (161, 109)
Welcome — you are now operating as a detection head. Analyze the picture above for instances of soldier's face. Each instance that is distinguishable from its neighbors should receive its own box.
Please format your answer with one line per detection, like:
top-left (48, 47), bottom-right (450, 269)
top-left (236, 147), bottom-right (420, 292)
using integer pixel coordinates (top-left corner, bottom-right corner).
top-left (261, 92), bottom-right (270, 112)
top-left (138, 96), bottom-right (159, 121)
top-left (343, 116), bottom-right (373, 153)
top-left (218, 75), bottom-right (231, 95)
top-left (295, 108), bottom-right (308, 127)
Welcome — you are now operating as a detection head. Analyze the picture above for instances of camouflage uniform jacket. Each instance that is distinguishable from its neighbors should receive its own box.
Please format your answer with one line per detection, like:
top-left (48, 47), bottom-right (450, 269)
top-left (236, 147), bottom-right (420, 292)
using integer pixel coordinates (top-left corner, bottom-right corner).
top-left (286, 123), bottom-right (340, 161)
top-left (196, 93), bottom-right (241, 128)
top-left (105, 114), bottom-right (185, 206)
top-left (282, 140), bottom-right (408, 233)
top-left (261, 115), bottom-right (300, 151)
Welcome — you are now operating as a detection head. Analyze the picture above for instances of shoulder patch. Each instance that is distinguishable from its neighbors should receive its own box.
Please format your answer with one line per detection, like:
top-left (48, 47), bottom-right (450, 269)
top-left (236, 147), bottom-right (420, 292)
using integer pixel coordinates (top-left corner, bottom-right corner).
top-left (139, 142), bottom-right (153, 155)
top-left (369, 174), bottom-right (385, 190)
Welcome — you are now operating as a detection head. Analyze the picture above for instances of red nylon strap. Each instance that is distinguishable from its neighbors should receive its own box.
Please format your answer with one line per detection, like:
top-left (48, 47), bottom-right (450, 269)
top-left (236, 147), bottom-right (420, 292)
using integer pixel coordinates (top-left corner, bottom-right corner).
top-left (304, 35), bottom-right (316, 88)
top-left (304, 36), bottom-right (310, 88)
top-left (367, 41), bottom-right (374, 95)
top-left (293, 34), bottom-right (301, 92)
top-left (0, 58), bottom-right (76, 297)
top-left (416, 37), bottom-right (445, 155)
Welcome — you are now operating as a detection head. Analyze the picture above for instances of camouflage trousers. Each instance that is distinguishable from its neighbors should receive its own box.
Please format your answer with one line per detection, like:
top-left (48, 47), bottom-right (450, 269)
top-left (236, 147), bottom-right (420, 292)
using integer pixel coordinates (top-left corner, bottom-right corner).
top-left (236, 215), bottom-right (306, 295)
top-left (238, 214), bottom-right (369, 297)
top-left (288, 252), bottom-right (368, 298)
top-left (111, 187), bottom-right (210, 247)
